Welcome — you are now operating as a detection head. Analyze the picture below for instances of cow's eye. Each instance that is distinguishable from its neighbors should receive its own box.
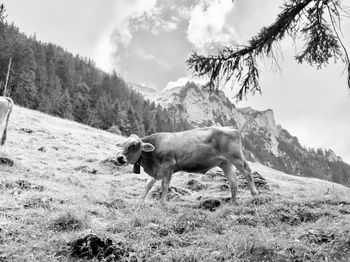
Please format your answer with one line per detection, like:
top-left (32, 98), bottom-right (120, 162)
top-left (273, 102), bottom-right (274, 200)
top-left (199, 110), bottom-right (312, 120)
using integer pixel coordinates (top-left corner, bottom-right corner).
top-left (130, 144), bottom-right (136, 149)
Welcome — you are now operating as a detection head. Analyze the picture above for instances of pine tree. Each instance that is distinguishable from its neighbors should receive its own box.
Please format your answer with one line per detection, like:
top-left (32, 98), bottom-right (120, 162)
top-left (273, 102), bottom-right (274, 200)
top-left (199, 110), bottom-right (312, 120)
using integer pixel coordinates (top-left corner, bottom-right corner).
top-left (48, 75), bottom-right (63, 115)
top-left (142, 101), bottom-right (153, 134)
top-left (12, 44), bottom-right (38, 107)
top-left (73, 96), bottom-right (90, 124)
top-left (0, 4), bottom-right (5, 38)
top-left (135, 111), bottom-right (145, 136)
top-left (111, 98), bottom-right (121, 126)
top-left (56, 90), bottom-right (73, 119)
top-left (90, 96), bottom-right (115, 130)
top-left (127, 105), bottom-right (137, 129)
top-left (32, 42), bottom-right (49, 112)
top-left (147, 121), bottom-right (157, 135)
top-left (152, 111), bottom-right (163, 133)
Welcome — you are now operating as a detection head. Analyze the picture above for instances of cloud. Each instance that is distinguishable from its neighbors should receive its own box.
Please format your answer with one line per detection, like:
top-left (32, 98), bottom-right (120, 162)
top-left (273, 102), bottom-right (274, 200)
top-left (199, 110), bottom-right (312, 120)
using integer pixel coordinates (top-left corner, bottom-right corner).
top-left (94, 0), bottom-right (189, 73)
top-left (164, 76), bottom-right (208, 91)
top-left (136, 48), bottom-right (170, 68)
top-left (129, 8), bottom-right (179, 35)
top-left (164, 77), bottom-right (191, 91)
top-left (94, 0), bottom-right (157, 72)
top-left (187, 0), bottom-right (239, 53)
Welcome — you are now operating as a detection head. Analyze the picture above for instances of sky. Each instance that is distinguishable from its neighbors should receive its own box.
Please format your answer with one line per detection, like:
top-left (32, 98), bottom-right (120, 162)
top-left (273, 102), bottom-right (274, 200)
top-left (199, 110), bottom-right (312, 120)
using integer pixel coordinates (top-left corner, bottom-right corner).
top-left (2, 0), bottom-right (350, 163)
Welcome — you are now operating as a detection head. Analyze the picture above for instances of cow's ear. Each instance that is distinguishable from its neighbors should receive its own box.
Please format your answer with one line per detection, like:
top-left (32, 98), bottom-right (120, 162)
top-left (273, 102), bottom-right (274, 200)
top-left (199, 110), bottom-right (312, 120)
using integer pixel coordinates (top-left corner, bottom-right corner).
top-left (115, 141), bottom-right (123, 147)
top-left (141, 142), bottom-right (154, 152)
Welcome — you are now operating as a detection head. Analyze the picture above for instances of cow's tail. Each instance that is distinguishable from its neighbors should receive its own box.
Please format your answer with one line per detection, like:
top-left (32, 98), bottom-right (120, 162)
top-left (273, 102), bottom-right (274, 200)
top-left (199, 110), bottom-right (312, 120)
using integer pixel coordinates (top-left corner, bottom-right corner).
top-left (1, 97), bottom-right (14, 145)
top-left (237, 129), bottom-right (251, 172)
top-left (240, 149), bottom-right (251, 172)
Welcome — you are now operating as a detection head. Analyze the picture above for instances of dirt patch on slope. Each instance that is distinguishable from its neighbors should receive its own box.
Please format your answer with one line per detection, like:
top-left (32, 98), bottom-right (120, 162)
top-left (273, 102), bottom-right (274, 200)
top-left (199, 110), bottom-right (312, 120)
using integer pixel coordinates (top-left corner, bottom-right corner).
top-left (150, 186), bottom-right (191, 201)
top-left (0, 157), bottom-right (14, 167)
top-left (1, 179), bottom-right (44, 191)
top-left (61, 232), bottom-right (137, 261)
top-left (186, 179), bottom-right (206, 191)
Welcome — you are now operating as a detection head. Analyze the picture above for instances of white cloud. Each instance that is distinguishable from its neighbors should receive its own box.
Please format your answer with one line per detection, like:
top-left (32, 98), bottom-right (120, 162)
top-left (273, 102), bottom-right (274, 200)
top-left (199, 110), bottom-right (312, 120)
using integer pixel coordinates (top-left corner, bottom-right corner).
top-left (187, 0), bottom-right (239, 52)
top-left (93, 0), bottom-right (185, 72)
top-left (164, 77), bottom-right (190, 91)
top-left (130, 9), bottom-right (179, 35)
top-left (136, 49), bottom-right (170, 68)
top-left (93, 0), bottom-right (157, 72)
top-left (94, 30), bottom-right (115, 72)
top-left (177, 5), bottom-right (191, 20)
top-left (164, 76), bottom-right (208, 91)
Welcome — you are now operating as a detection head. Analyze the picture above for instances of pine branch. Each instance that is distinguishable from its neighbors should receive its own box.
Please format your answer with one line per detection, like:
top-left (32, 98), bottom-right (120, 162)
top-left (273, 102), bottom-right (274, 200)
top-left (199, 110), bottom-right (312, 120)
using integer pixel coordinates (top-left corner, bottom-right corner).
top-left (326, 0), bottom-right (350, 90)
top-left (0, 4), bottom-right (5, 22)
top-left (187, 0), bottom-right (349, 101)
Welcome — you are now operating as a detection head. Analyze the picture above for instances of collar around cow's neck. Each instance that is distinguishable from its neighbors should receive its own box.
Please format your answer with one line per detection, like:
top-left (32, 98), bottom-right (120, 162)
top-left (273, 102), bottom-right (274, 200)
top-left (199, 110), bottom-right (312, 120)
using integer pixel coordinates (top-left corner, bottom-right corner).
top-left (133, 154), bottom-right (142, 174)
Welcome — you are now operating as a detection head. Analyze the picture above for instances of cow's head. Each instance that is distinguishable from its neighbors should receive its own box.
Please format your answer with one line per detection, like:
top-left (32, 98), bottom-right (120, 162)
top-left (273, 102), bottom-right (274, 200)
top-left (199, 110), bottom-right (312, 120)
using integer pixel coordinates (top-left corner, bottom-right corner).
top-left (115, 134), bottom-right (155, 165)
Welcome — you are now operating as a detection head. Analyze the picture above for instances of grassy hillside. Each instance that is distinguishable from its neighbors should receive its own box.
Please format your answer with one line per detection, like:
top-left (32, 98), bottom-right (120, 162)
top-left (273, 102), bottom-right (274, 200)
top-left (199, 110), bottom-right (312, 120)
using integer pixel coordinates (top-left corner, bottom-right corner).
top-left (1, 106), bottom-right (350, 261)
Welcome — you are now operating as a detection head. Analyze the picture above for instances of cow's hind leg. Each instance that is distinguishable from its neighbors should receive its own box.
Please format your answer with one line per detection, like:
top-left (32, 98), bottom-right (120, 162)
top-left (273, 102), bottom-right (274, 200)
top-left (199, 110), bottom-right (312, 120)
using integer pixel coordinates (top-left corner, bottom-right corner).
top-left (220, 163), bottom-right (238, 205)
top-left (1, 98), bottom-right (13, 146)
top-left (232, 158), bottom-right (259, 197)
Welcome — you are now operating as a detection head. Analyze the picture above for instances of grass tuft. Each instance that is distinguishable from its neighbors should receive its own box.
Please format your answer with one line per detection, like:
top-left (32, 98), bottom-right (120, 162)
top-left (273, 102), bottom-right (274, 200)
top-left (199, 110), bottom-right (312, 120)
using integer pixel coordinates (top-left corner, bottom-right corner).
top-left (50, 212), bottom-right (85, 231)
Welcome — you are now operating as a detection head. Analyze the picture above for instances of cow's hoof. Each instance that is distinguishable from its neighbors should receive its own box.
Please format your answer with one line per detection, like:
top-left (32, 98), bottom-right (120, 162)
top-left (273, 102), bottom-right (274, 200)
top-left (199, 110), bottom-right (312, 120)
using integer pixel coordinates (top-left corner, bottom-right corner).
top-left (136, 201), bottom-right (146, 210)
top-left (231, 200), bottom-right (238, 206)
top-left (251, 190), bottom-right (259, 196)
top-left (159, 200), bottom-right (167, 207)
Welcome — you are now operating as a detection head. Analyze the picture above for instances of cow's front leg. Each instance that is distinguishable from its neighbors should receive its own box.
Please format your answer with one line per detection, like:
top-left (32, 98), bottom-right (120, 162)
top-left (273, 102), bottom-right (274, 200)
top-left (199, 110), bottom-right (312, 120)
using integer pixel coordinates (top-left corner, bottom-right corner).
top-left (140, 177), bottom-right (157, 201)
top-left (160, 173), bottom-right (172, 203)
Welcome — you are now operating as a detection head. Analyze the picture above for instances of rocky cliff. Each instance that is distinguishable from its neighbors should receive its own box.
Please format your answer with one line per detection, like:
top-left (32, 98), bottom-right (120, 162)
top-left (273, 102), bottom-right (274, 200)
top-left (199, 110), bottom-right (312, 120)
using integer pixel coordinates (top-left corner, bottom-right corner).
top-left (132, 81), bottom-right (350, 186)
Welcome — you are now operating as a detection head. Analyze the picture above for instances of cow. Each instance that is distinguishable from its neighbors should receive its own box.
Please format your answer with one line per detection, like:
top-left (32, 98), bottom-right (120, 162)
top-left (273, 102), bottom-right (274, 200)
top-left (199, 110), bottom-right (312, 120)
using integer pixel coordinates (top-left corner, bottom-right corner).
top-left (0, 97), bottom-right (13, 146)
top-left (115, 126), bottom-right (259, 204)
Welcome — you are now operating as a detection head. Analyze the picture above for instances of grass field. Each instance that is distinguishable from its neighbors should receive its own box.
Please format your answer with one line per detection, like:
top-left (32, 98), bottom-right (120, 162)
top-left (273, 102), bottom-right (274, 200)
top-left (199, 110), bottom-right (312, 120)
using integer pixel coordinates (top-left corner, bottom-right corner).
top-left (1, 106), bottom-right (350, 261)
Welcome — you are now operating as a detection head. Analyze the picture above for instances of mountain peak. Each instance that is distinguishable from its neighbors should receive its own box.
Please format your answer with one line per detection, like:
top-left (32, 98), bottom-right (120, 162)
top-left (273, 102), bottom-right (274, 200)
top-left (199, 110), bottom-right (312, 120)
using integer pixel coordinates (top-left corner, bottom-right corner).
top-left (326, 149), bottom-right (343, 162)
top-left (129, 82), bottom-right (158, 94)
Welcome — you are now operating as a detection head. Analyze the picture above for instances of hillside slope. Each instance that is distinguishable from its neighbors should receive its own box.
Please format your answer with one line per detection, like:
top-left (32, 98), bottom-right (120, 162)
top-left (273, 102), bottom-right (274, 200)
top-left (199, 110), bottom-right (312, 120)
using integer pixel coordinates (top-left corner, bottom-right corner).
top-left (1, 106), bottom-right (350, 261)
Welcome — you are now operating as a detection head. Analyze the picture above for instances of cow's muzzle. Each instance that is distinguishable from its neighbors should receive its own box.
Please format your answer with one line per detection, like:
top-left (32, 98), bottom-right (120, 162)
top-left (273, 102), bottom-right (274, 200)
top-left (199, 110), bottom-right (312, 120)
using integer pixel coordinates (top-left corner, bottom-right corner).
top-left (116, 155), bottom-right (127, 165)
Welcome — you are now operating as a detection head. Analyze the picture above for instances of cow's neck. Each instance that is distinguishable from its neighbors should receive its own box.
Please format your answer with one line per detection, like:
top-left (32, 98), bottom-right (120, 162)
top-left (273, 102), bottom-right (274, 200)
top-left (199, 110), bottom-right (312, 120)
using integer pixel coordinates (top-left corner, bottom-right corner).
top-left (139, 135), bottom-right (158, 177)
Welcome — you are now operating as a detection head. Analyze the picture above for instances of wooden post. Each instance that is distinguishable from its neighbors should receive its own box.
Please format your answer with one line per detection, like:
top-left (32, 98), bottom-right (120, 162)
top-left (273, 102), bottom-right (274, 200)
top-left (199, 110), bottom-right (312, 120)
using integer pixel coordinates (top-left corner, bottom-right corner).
top-left (4, 57), bottom-right (12, 96)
